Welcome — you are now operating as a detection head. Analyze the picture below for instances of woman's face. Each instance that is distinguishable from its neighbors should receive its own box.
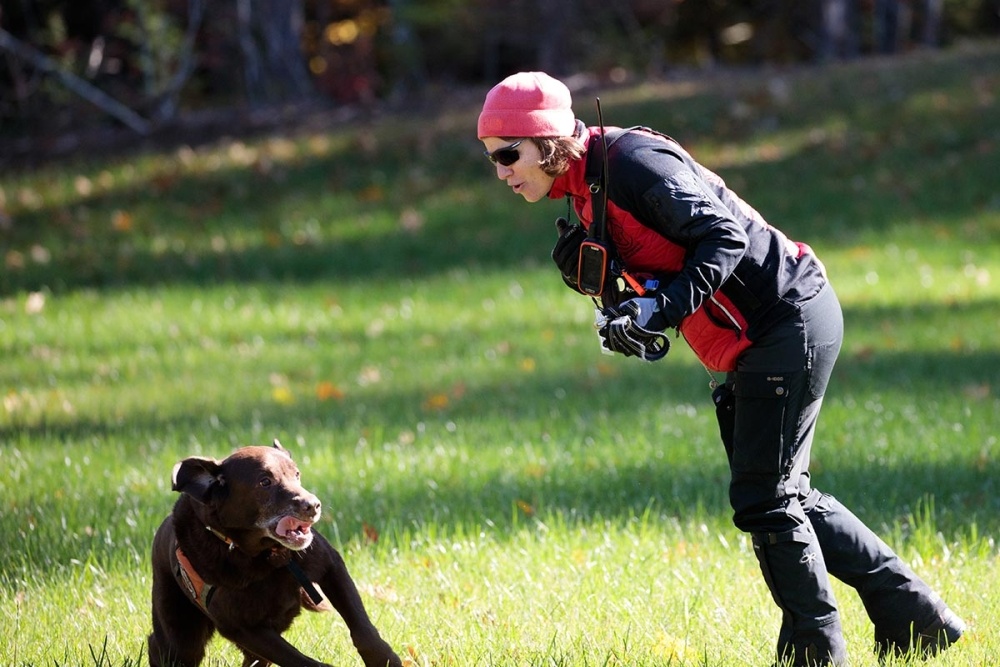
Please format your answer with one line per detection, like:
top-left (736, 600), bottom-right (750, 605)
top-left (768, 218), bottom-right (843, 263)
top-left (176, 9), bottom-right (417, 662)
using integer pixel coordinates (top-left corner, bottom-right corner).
top-left (482, 137), bottom-right (556, 203)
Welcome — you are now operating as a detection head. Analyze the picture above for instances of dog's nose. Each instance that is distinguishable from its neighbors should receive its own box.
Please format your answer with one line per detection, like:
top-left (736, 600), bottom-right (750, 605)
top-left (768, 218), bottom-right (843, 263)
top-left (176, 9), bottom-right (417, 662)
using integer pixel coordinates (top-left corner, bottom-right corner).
top-left (297, 495), bottom-right (321, 517)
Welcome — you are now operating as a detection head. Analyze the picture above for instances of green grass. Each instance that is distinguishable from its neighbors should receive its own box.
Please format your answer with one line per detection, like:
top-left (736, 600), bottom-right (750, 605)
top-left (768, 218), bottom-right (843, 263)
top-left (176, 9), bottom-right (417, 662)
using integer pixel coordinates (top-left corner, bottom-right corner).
top-left (2, 41), bottom-right (999, 666)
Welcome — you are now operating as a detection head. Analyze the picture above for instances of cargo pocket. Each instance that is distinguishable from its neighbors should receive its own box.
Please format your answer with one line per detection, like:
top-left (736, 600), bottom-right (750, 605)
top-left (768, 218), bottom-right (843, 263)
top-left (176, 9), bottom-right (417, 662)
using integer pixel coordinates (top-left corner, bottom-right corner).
top-left (732, 371), bottom-right (802, 477)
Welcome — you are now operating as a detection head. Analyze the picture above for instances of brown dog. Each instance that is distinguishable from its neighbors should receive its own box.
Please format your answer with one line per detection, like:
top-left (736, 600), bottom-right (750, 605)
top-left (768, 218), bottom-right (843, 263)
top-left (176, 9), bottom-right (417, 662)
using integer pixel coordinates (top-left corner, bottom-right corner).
top-left (148, 440), bottom-right (402, 667)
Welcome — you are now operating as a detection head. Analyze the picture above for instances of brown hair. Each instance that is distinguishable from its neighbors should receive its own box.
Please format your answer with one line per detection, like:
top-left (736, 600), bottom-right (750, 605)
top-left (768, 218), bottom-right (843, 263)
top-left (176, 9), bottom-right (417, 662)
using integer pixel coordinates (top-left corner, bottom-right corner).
top-left (534, 136), bottom-right (586, 177)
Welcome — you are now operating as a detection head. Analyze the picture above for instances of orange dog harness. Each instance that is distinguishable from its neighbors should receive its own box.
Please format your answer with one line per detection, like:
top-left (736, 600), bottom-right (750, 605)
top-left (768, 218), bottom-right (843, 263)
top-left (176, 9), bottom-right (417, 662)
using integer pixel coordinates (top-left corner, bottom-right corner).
top-left (173, 546), bottom-right (217, 613)
top-left (172, 542), bottom-right (331, 616)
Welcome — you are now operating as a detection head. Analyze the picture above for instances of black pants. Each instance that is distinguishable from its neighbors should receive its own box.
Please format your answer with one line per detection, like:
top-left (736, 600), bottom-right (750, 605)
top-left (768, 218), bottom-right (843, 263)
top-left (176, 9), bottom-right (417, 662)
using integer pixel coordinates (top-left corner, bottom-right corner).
top-left (725, 282), bottom-right (842, 533)
top-left (715, 283), bottom-right (955, 661)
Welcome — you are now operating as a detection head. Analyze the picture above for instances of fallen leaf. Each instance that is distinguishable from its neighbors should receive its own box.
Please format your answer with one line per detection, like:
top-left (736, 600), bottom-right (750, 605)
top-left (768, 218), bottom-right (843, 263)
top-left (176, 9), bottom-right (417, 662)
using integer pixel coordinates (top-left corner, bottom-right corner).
top-left (272, 386), bottom-right (295, 405)
top-left (111, 210), bottom-right (133, 232)
top-left (5, 250), bottom-right (25, 270)
top-left (74, 175), bottom-right (93, 196)
top-left (399, 208), bottom-right (424, 232)
top-left (963, 384), bottom-right (990, 400)
top-left (423, 393), bottom-right (449, 411)
top-left (358, 185), bottom-right (384, 203)
top-left (25, 292), bottom-right (45, 314)
top-left (29, 245), bottom-right (51, 264)
top-left (516, 499), bottom-right (534, 516)
top-left (316, 381), bottom-right (345, 401)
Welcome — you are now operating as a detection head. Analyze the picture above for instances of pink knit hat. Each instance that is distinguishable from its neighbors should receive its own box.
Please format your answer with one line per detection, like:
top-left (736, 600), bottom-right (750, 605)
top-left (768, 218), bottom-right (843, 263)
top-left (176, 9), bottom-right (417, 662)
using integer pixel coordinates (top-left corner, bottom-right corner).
top-left (477, 72), bottom-right (576, 139)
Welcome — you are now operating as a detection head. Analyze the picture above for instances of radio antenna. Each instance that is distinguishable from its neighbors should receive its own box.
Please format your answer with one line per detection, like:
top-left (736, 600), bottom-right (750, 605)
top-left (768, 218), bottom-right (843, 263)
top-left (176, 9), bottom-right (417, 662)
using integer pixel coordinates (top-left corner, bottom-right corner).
top-left (595, 97), bottom-right (610, 245)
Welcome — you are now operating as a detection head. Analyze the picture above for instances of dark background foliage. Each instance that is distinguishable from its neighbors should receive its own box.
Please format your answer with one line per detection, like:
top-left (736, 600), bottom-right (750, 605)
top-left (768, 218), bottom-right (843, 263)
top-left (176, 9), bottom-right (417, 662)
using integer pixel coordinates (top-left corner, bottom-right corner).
top-left (0, 0), bottom-right (997, 165)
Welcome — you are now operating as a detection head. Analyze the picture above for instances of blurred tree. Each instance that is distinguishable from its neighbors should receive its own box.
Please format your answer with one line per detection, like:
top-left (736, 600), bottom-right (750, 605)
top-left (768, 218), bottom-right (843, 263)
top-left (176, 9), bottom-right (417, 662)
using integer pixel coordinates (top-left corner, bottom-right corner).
top-left (874, 0), bottom-right (904, 53)
top-left (538, 0), bottom-right (570, 75)
top-left (302, 0), bottom-right (388, 104)
top-left (817, 0), bottom-right (860, 61)
top-left (1, 0), bottom-right (997, 155)
top-left (385, 0), bottom-right (426, 104)
top-left (628, 0), bottom-right (679, 76)
top-left (131, 0), bottom-right (205, 120)
top-left (236, 0), bottom-right (313, 104)
top-left (875, 0), bottom-right (949, 53)
top-left (983, 0), bottom-right (1000, 31)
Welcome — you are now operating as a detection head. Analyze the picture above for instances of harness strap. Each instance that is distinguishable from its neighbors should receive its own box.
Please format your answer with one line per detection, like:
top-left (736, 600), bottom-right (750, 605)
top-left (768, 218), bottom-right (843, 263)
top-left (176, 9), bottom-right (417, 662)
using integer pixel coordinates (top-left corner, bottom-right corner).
top-left (173, 546), bottom-right (217, 614)
top-left (287, 559), bottom-right (325, 607)
top-left (172, 528), bottom-right (330, 617)
top-left (583, 127), bottom-right (631, 243)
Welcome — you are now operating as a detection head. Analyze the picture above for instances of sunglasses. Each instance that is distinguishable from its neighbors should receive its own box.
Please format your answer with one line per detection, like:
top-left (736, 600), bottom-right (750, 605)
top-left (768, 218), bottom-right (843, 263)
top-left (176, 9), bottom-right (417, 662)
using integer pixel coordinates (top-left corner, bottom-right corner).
top-left (484, 140), bottom-right (523, 167)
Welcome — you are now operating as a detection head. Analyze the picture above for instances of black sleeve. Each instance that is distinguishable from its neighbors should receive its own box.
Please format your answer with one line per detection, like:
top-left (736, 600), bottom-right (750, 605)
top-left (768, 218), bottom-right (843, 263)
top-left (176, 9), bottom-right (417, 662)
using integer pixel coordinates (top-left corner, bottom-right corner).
top-left (608, 141), bottom-right (748, 328)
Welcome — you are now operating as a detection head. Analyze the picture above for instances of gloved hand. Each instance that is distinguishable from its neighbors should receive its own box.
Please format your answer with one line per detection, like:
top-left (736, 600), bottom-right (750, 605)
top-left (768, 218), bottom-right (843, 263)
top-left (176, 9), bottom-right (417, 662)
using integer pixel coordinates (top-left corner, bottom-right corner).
top-left (551, 217), bottom-right (587, 287)
top-left (610, 297), bottom-right (668, 333)
top-left (596, 297), bottom-right (671, 361)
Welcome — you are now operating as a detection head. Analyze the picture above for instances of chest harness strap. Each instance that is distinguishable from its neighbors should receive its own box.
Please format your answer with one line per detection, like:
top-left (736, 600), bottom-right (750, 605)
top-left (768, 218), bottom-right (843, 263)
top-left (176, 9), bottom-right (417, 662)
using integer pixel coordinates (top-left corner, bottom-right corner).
top-left (172, 525), bottom-right (328, 616)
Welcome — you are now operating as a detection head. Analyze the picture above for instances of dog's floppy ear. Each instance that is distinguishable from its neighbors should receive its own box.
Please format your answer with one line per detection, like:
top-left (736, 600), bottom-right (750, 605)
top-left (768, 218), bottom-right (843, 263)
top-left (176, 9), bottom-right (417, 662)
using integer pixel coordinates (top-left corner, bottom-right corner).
top-left (272, 438), bottom-right (291, 458)
top-left (172, 456), bottom-right (225, 503)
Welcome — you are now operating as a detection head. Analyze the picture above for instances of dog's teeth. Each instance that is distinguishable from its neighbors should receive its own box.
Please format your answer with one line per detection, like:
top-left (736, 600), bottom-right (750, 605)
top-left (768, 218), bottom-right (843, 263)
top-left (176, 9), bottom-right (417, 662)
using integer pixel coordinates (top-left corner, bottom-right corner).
top-left (275, 516), bottom-right (313, 541)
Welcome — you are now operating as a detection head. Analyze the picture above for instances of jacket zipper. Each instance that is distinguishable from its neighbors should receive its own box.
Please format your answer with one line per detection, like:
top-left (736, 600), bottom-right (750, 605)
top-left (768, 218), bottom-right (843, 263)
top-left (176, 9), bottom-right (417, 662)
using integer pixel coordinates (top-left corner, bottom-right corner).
top-left (707, 296), bottom-right (743, 339)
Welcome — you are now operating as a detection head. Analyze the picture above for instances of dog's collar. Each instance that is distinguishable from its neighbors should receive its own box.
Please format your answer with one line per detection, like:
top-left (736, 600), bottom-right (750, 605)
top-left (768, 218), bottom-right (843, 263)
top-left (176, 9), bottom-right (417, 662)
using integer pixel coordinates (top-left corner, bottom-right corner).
top-left (205, 525), bottom-right (238, 551)
top-left (204, 524), bottom-right (285, 559)
top-left (204, 523), bottom-right (289, 560)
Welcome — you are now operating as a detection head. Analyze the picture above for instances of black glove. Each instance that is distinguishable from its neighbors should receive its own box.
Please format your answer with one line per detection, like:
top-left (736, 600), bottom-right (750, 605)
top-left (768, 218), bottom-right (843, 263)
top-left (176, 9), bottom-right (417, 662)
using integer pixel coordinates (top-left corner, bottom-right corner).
top-left (597, 297), bottom-right (671, 362)
top-left (551, 218), bottom-right (587, 286)
top-left (611, 297), bottom-right (668, 332)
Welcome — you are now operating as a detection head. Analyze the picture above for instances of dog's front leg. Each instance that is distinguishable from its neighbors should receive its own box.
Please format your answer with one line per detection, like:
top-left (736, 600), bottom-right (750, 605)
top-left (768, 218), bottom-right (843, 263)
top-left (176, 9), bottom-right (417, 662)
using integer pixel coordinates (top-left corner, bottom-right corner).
top-left (315, 547), bottom-right (403, 667)
top-left (221, 628), bottom-right (331, 667)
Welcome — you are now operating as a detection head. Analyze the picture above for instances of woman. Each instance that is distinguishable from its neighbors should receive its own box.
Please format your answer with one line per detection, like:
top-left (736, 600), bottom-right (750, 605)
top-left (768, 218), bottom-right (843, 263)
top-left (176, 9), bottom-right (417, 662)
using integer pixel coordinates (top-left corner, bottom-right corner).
top-left (477, 71), bottom-right (964, 666)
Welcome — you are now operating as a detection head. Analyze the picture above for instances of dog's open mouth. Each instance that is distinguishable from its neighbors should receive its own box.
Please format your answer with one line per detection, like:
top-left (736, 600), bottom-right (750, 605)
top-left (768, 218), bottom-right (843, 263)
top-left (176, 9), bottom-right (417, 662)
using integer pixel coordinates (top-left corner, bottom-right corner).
top-left (272, 516), bottom-right (314, 550)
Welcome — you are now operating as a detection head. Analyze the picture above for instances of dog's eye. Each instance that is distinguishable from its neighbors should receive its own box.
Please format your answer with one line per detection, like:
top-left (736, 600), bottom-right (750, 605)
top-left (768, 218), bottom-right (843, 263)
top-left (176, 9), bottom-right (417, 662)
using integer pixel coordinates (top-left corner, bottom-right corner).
top-left (295, 470), bottom-right (301, 480)
top-left (259, 476), bottom-right (272, 488)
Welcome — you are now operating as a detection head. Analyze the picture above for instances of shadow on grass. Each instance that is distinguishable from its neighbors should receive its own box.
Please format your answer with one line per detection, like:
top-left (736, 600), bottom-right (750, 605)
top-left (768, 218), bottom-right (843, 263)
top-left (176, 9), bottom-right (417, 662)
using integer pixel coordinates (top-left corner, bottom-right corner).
top-left (2, 336), bottom-right (995, 581)
top-left (2, 430), bottom-right (993, 584)
top-left (2, 295), bottom-right (997, 440)
top-left (2, 43), bottom-right (997, 296)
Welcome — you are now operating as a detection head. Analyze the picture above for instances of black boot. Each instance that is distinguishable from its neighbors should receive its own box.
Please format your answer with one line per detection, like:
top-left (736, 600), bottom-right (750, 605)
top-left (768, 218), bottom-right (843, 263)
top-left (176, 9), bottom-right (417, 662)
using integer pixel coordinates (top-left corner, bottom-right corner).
top-left (752, 524), bottom-right (848, 666)
top-left (803, 490), bottom-right (965, 659)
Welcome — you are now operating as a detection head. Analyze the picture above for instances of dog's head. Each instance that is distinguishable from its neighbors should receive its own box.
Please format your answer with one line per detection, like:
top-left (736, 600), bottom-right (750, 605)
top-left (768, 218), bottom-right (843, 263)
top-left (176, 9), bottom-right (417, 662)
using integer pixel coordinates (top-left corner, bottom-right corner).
top-left (172, 440), bottom-right (322, 552)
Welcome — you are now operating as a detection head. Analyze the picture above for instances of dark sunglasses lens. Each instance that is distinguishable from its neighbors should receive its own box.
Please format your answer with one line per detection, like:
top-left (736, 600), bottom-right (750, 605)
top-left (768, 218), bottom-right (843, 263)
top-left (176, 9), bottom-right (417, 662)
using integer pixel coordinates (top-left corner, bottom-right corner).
top-left (491, 148), bottom-right (519, 166)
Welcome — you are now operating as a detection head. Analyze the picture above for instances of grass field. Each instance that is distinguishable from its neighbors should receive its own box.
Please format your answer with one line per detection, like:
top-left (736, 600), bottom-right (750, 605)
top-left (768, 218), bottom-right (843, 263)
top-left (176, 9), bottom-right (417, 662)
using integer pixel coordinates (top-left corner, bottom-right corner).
top-left (1, 40), bottom-right (998, 666)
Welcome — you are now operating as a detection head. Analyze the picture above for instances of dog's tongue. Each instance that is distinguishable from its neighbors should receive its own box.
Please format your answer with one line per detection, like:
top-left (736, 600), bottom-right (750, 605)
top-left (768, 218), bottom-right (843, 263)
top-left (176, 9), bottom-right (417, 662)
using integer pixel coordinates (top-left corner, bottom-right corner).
top-left (276, 516), bottom-right (313, 538)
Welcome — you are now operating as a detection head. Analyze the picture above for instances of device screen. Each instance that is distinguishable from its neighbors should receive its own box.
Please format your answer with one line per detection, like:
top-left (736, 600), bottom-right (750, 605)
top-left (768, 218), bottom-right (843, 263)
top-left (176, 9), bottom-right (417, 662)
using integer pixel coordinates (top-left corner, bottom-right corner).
top-left (577, 242), bottom-right (609, 296)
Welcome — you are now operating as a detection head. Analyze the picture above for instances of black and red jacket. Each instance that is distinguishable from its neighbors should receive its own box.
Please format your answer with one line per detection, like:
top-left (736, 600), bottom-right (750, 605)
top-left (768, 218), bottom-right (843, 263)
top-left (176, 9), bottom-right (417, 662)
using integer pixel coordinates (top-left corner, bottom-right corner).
top-left (548, 125), bottom-right (828, 372)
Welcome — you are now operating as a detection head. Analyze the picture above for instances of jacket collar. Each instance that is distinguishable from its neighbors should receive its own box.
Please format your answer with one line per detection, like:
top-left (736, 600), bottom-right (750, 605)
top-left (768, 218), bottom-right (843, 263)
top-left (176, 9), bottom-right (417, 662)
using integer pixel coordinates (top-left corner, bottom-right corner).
top-left (548, 125), bottom-right (606, 202)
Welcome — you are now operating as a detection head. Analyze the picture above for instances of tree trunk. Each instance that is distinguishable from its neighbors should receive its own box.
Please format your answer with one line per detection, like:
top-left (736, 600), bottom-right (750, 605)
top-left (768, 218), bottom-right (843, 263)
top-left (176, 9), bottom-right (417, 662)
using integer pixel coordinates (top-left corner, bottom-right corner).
top-left (538, 0), bottom-right (569, 75)
top-left (236, 0), bottom-right (314, 105)
top-left (921, 0), bottom-right (943, 47)
top-left (0, 27), bottom-right (151, 134)
top-left (819, 0), bottom-right (860, 61)
top-left (386, 0), bottom-right (427, 105)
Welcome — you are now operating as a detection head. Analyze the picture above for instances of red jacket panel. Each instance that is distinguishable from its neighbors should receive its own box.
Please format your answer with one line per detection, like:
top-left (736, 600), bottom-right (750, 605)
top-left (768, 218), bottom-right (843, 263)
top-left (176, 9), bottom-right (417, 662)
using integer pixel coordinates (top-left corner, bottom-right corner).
top-left (550, 126), bottom-right (826, 372)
